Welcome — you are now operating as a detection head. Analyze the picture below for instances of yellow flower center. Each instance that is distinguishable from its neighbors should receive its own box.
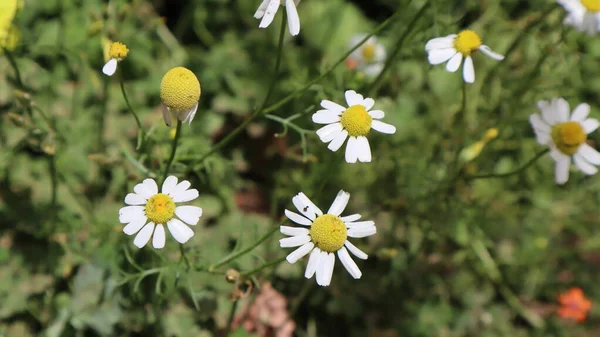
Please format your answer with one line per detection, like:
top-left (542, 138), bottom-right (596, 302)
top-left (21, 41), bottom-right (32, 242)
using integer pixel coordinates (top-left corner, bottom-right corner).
top-left (160, 67), bottom-right (201, 111)
top-left (582, 0), bottom-right (600, 11)
top-left (144, 193), bottom-right (176, 224)
top-left (310, 214), bottom-right (347, 253)
top-left (108, 42), bottom-right (129, 61)
top-left (551, 122), bottom-right (587, 155)
top-left (341, 105), bottom-right (372, 137)
top-left (454, 30), bottom-right (482, 56)
top-left (362, 43), bottom-right (376, 62)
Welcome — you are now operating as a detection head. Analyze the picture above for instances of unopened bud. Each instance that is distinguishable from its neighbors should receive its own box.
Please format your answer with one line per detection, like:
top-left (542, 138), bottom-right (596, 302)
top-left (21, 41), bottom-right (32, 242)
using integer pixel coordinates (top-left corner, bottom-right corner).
top-left (225, 269), bottom-right (240, 284)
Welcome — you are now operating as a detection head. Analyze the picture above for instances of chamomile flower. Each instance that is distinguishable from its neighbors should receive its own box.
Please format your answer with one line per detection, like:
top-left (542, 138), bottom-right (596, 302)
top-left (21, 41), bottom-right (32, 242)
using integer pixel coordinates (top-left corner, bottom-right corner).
top-left (529, 98), bottom-right (600, 184)
top-left (254, 0), bottom-right (301, 36)
top-left (102, 42), bottom-right (129, 76)
top-left (281, 190), bottom-right (375, 287)
top-left (160, 67), bottom-right (201, 127)
top-left (557, 0), bottom-right (600, 35)
top-left (346, 34), bottom-right (386, 77)
top-left (118, 176), bottom-right (203, 249)
top-left (313, 90), bottom-right (396, 163)
top-left (425, 30), bottom-right (504, 83)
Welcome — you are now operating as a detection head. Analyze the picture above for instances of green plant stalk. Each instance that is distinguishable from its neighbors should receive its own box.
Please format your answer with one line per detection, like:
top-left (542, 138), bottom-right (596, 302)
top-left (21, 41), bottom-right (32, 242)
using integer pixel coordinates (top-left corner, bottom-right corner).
top-left (241, 256), bottom-right (286, 277)
top-left (119, 74), bottom-right (145, 150)
top-left (467, 148), bottom-right (549, 180)
top-left (225, 300), bottom-right (239, 336)
top-left (162, 120), bottom-right (182, 183)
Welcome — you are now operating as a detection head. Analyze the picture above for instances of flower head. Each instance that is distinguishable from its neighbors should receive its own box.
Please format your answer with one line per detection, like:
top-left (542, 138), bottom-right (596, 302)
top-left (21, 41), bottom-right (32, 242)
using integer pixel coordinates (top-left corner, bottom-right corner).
top-left (254, 0), bottom-right (301, 36)
top-left (102, 41), bottom-right (129, 76)
top-left (346, 34), bottom-right (386, 77)
top-left (425, 30), bottom-right (504, 83)
top-left (313, 90), bottom-right (396, 163)
top-left (557, 0), bottom-right (600, 35)
top-left (118, 176), bottom-right (203, 249)
top-left (160, 67), bottom-right (201, 127)
top-left (557, 287), bottom-right (592, 322)
top-left (280, 190), bottom-right (376, 286)
top-left (529, 98), bottom-right (600, 184)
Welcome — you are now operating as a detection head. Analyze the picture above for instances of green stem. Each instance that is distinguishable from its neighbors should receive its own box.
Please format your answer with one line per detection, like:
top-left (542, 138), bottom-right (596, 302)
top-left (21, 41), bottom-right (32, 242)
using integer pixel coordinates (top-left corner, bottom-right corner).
top-left (466, 148), bottom-right (549, 180)
top-left (162, 120), bottom-right (182, 183)
top-left (241, 256), bottom-right (286, 277)
top-left (179, 244), bottom-right (191, 270)
top-left (48, 155), bottom-right (58, 231)
top-left (367, 1), bottom-right (430, 95)
top-left (119, 74), bottom-right (144, 150)
top-left (225, 300), bottom-right (239, 336)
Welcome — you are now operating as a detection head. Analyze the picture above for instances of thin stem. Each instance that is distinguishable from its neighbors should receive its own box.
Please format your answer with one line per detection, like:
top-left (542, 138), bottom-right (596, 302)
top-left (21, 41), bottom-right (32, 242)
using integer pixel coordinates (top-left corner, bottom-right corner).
top-left (466, 148), bottom-right (549, 180)
top-left (162, 120), bottom-right (182, 183)
top-left (224, 300), bottom-right (239, 336)
top-left (241, 256), bottom-right (286, 277)
top-left (179, 244), bottom-right (191, 270)
top-left (367, 1), bottom-right (430, 95)
top-left (119, 74), bottom-right (144, 150)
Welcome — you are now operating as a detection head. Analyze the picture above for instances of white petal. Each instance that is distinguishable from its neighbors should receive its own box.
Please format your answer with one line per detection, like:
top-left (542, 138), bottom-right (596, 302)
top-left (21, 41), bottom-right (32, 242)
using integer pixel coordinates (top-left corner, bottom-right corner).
top-left (133, 182), bottom-right (154, 200)
top-left (356, 136), bottom-right (372, 163)
top-left (347, 226), bottom-right (377, 238)
top-left (280, 234), bottom-right (311, 248)
top-left (305, 247), bottom-right (322, 278)
top-left (171, 180), bottom-right (192, 197)
top-left (293, 192), bottom-right (323, 219)
top-left (123, 216), bottom-right (147, 235)
top-left (362, 98), bottom-right (375, 111)
top-left (583, 118), bottom-right (600, 134)
top-left (280, 226), bottom-right (310, 236)
top-left (345, 90), bottom-right (364, 107)
top-left (463, 56), bottom-right (475, 83)
top-left (162, 103), bottom-right (173, 127)
top-left (478, 45), bottom-right (504, 60)
top-left (368, 110), bottom-right (384, 119)
top-left (285, 0), bottom-right (300, 36)
top-left (133, 222), bottom-right (155, 248)
top-left (327, 190), bottom-right (350, 216)
top-left (284, 209), bottom-right (313, 226)
top-left (554, 98), bottom-right (570, 123)
top-left (427, 48), bottom-right (457, 65)
top-left (320, 100), bottom-right (346, 114)
top-left (446, 53), bottom-right (463, 72)
top-left (315, 250), bottom-right (329, 286)
top-left (529, 114), bottom-right (551, 133)
top-left (258, 0), bottom-right (280, 28)
top-left (341, 214), bottom-right (361, 222)
top-left (175, 205), bottom-right (203, 225)
top-left (571, 103), bottom-right (591, 122)
top-left (178, 103), bottom-right (198, 124)
top-left (317, 123), bottom-right (343, 143)
top-left (167, 219), bottom-right (195, 244)
top-left (312, 111), bottom-right (341, 124)
top-left (102, 58), bottom-right (118, 76)
top-left (578, 143), bottom-right (600, 165)
top-left (124, 193), bottom-right (146, 206)
top-left (171, 188), bottom-right (199, 203)
top-left (286, 242), bottom-right (314, 264)
top-left (347, 220), bottom-right (375, 229)
top-left (322, 252), bottom-right (335, 286)
top-left (554, 152), bottom-right (571, 185)
top-left (254, 0), bottom-right (270, 18)
top-left (371, 120), bottom-right (396, 134)
top-left (574, 153), bottom-right (598, 175)
top-left (328, 129), bottom-right (348, 152)
top-left (119, 205), bottom-right (145, 224)
top-left (161, 176), bottom-right (178, 195)
top-left (425, 36), bottom-right (456, 51)
top-left (538, 100), bottom-right (555, 126)
top-left (345, 241), bottom-right (368, 260)
top-left (338, 247), bottom-right (362, 279)
top-left (142, 178), bottom-right (159, 195)
top-left (345, 136), bottom-right (359, 164)
top-left (152, 224), bottom-right (166, 249)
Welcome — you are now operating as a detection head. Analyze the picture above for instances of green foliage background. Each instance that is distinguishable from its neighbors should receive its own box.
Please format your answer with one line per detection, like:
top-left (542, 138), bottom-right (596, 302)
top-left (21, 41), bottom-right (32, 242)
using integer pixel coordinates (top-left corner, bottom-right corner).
top-left (1, 0), bottom-right (600, 336)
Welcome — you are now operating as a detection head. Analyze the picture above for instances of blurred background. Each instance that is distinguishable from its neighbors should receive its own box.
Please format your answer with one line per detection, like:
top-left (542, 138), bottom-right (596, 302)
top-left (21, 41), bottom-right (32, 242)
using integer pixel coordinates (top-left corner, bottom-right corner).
top-left (1, 0), bottom-right (600, 336)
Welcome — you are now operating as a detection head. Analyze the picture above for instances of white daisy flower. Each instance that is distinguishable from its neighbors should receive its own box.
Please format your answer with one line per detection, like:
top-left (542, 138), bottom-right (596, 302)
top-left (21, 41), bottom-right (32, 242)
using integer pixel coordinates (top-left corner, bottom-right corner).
top-left (346, 34), bottom-right (387, 77)
top-left (313, 90), bottom-right (396, 163)
top-left (118, 176), bottom-right (203, 249)
top-left (102, 42), bottom-right (129, 76)
top-left (280, 190), bottom-right (376, 287)
top-left (425, 30), bottom-right (504, 83)
top-left (254, 0), bottom-right (301, 36)
top-left (529, 98), bottom-right (600, 184)
top-left (557, 0), bottom-right (600, 35)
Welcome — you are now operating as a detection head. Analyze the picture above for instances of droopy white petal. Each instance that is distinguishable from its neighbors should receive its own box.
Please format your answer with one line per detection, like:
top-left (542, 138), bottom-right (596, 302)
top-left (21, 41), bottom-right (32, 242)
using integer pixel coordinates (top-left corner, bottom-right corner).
top-left (123, 216), bottom-right (147, 235)
top-left (446, 53), bottom-right (463, 72)
top-left (305, 247), bottom-right (322, 278)
top-left (280, 234), bottom-right (311, 248)
top-left (102, 58), bottom-right (118, 76)
top-left (175, 206), bottom-right (203, 225)
top-left (583, 118), bottom-right (600, 134)
top-left (133, 222), bottom-right (155, 248)
top-left (142, 178), bottom-right (159, 195)
top-left (254, 0), bottom-right (270, 18)
top-left (341, 214), bottom-right (361, 222)
top-left (347, 226), bottom-right (377, 238)
top-left (258, 0), bottom-right (280, 28)
top-left (574, 153), bottom-right (598, 175)
top-left (571, 103), bottom-right (591, 122)
top-left (124, 193), bottom-right (146, 206)
top-left (427, 48), bottom-right (457, 65)
top-left (320, 100), bottom-right (346, 113)
top-left (328, 129), bottom-right (348, 152)
top-left (345, 90), bottom-right (363, 107)
top-left (317, 123), bottom-right (343, 142)
top-left (285, 0), bottom-right (300, 36)
top-left (315, 250), bottom-right (329, 286)
top-left (463, 56), bottom-right (475, 83)
top-left (578, 143), bottom-right (600, 165)
top-left (327, 190), bottom-right (350, 216)
top-left (338, 247), bottom-right (362, 279)
top-left (172, 188), bottom-right (199, 203)
top-left (167, 219), bottom-right (195, 244)
top-left (368, 110), bottom-right (384, 119)
top-left (178, 103), bottom-right (198, 124)
top-left (554, 98), bottom-right (570, 123)
top-left (280, 226), bottom-right (310, 236)
top-left (284, 209), bottom-right (313, 226)
top-left (161, 103), bottom-right (173, 127)
top-left (362, 98), bottom-right (375, 111)
top-left (161, 176), bottom-right (178, 195)
top-left (356, 136), bottom-right (372, 163)
top-left (478, 45), bottom-right (504, 60)
top-left (152, 224), bottom-right (166, 249)
top-left (286, 242), bottom-right (314, 264)
top-left (371, 120), bottom-right (396, 134)
top-left (119, 206), bottom-right (145, 224)
top-left (345, 136), bottom-right (359, 163)
top-left (312, 111), bottom-right (341, 124)
top-left (425, 36), bottom-right (455, 51)
top-left (345, 240), bottom-right (368, 260)
top-left (554, 151), bottom-right (571, 185)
